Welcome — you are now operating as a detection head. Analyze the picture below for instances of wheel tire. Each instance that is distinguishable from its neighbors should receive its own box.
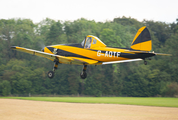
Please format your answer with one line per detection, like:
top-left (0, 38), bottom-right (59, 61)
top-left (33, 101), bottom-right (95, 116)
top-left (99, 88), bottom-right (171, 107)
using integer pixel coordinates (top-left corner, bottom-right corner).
top-left (48, 71), bottom-right (54, 79)
top-left (80, 72), bottom-right (87, 79)
top-left (144, 61), bottom-right (147, 65)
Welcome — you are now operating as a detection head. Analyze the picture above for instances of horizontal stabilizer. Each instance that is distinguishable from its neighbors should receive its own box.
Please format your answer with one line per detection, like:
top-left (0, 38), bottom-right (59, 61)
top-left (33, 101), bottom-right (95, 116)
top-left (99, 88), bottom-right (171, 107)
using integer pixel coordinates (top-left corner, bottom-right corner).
top-left (155, 53), bottom-right (172, 56)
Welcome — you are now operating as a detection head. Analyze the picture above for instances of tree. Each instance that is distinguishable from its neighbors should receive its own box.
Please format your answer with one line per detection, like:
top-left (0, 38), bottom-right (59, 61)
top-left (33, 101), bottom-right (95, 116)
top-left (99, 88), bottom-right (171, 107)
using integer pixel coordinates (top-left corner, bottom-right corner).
top-left (0, 80), bottom-right (11, 96)
top-left (100, 28), bottom-right (124, 47)
top-left (0, 17), bottom-right (177, 97)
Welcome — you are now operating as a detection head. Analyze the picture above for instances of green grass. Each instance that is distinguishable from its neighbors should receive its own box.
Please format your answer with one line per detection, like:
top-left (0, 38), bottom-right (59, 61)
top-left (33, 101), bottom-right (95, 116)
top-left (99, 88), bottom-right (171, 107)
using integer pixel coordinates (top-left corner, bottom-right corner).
top-left (1, 97), bottom-right (178, 107)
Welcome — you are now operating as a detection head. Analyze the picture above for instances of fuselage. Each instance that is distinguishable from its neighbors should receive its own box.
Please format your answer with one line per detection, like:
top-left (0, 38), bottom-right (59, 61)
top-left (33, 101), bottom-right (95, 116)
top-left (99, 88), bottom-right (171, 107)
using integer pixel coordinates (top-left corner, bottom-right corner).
top-left (43, 43), bottom-right (155, 64)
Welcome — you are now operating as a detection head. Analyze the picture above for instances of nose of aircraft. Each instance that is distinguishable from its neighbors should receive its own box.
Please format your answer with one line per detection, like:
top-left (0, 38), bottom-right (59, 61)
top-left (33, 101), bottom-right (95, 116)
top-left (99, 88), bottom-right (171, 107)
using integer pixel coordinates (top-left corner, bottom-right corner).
top-left (41, 47), bottom-right (55, 54)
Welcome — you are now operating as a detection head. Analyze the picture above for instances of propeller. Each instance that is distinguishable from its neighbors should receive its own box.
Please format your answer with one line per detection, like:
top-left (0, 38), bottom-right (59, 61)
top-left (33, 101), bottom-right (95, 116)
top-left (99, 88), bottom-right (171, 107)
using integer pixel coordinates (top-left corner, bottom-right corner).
top-left (38, 40), bottom-right (46, 52)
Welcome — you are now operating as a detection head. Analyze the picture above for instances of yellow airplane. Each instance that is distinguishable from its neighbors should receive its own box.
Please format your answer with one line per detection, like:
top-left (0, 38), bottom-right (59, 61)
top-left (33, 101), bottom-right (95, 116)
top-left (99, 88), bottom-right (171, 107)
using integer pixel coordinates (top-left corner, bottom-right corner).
top-left (11, 26), bottom-right (171, 79)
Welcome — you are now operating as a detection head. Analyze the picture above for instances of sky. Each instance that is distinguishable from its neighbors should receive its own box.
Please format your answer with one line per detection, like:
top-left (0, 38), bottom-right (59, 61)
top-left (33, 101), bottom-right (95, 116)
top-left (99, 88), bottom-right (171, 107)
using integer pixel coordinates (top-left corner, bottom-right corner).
top-left (0, 0), bottom-right (178, 24)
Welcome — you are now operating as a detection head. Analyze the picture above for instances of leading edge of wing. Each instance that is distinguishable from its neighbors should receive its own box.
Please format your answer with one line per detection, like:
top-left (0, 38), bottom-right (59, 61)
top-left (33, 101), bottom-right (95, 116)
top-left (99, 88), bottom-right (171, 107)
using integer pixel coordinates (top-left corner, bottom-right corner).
top-left (11, 46), bottom-right (73, 62)
top-left (102, 59), bottom-right (142, 65)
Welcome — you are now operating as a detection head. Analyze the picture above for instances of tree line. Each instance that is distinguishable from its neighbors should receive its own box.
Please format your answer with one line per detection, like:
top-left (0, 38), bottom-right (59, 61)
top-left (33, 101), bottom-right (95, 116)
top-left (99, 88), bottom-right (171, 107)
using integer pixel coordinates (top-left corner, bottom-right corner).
top-left (0, 17), bottom-right (178, 97)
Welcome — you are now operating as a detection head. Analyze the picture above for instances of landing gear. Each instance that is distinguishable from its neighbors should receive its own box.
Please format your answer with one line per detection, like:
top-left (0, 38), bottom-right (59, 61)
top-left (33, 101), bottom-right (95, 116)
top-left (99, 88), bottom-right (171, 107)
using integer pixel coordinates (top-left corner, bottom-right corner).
top-left (48, 71), bottom-right (54, 78)
top-left (144, 60), bottom-right (147, 65)
top-left (80, 64), bottom-right (87, 79)
top-left (80, 71), bottom-right (87, 79)
top-left (48, 60), bottom-right (59, 79)
top-left (143, 58), bottom-right (151, 65)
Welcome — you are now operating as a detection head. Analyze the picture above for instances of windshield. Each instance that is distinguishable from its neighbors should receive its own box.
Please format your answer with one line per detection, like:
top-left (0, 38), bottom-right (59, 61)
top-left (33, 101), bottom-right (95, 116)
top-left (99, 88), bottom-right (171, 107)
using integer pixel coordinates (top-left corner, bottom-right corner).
top-left (81, 38), bottom-right (85, 47)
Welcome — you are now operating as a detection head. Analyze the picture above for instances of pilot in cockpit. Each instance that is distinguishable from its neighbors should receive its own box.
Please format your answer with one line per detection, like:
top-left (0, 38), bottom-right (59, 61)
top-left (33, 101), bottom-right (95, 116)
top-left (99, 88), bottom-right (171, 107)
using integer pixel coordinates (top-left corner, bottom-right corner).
top-left (85, 37), bottom-right (92, 48)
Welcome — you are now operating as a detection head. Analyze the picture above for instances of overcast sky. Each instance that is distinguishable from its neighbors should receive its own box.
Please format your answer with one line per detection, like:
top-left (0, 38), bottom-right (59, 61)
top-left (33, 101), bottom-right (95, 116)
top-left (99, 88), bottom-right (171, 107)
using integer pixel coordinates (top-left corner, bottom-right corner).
top-left (0, 0), bottom-right (178, 23)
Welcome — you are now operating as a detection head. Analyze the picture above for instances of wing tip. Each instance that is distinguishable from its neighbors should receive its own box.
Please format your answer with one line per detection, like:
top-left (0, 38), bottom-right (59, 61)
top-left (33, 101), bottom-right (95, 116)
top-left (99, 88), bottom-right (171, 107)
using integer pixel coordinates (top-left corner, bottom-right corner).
top-left (11, 46), bottom-right (17, 49)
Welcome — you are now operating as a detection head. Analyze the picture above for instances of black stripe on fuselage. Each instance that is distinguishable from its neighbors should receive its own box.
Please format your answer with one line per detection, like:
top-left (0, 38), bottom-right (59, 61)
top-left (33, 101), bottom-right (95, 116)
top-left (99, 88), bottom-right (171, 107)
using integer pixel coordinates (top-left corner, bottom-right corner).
top-left (47, 46), bottom-right (93, 60)
top-left (90, 49), bottom-right (155, 59)
top-left (121, 53), bottom-right (155, 59)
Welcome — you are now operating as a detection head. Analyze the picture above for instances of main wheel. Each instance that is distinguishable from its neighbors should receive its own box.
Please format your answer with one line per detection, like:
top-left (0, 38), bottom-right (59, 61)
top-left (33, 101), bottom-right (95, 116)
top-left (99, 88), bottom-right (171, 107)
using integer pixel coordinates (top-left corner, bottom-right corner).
top-left (80, 72), bottom-right (87, 79)
top-left (48, 71), bottom-right (54, 79)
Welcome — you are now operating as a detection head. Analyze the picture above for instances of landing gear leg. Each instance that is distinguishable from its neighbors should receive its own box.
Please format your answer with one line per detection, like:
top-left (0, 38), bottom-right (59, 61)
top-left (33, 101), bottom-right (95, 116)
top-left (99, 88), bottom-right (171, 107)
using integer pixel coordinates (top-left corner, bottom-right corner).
top-left (80, 64), bottom-right (87, 79)
top-left (143, 59), bottom-right (147, 65)
top-left (48, 61), bottom-right (59, 79)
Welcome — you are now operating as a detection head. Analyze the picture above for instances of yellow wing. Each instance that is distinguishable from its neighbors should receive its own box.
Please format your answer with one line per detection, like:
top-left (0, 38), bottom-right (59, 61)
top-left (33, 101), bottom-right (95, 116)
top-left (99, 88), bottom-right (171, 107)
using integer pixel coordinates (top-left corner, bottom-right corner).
top-left (11, 46), bottom-right (98, 65)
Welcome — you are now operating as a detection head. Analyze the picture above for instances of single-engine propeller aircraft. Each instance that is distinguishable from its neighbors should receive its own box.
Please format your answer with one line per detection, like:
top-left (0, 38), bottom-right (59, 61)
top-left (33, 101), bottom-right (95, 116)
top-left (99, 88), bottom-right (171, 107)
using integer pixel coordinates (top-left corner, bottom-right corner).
top-left (11, 26), bottom-right (171, 79)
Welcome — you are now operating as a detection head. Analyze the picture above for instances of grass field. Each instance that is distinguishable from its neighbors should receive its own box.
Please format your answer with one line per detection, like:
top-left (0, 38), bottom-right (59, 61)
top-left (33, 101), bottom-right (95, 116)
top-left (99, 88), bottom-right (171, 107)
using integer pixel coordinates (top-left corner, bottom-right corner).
top-left (1, 97), bottom-right (178, 107)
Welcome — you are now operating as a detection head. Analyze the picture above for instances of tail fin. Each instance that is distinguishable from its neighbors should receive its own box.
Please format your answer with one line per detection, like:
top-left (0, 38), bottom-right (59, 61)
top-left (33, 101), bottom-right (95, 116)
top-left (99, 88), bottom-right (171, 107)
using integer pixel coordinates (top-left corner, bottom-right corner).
top-left (131, 26), bottom-right (152, 51)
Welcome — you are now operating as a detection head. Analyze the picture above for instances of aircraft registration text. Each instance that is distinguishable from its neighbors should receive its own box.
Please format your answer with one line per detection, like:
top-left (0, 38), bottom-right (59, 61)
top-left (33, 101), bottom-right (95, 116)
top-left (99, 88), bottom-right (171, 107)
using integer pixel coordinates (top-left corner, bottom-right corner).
top-left (97, 50), bottom-right (120, 57)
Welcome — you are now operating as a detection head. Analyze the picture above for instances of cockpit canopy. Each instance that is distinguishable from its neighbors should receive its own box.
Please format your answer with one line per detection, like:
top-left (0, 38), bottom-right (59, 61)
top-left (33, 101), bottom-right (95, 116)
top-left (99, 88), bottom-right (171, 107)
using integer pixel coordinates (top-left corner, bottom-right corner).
top-left (81, 35), bottom-right (106, 49)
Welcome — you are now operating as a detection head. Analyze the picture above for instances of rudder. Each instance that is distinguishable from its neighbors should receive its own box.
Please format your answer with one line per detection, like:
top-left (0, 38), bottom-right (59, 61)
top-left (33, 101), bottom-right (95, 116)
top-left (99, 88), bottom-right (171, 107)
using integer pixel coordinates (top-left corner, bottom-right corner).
top-left (131, 26), bottom-right (152, 51)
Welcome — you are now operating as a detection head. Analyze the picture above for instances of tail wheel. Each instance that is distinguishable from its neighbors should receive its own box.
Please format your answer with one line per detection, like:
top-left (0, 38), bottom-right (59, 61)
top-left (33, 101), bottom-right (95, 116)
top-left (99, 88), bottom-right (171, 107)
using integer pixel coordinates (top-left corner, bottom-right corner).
top-left (48, 71), bottom-right (54, 79)
top-left (144, 60), bottom-right (147, 65)
top-left (80, 72), bottom-right (87, 79)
